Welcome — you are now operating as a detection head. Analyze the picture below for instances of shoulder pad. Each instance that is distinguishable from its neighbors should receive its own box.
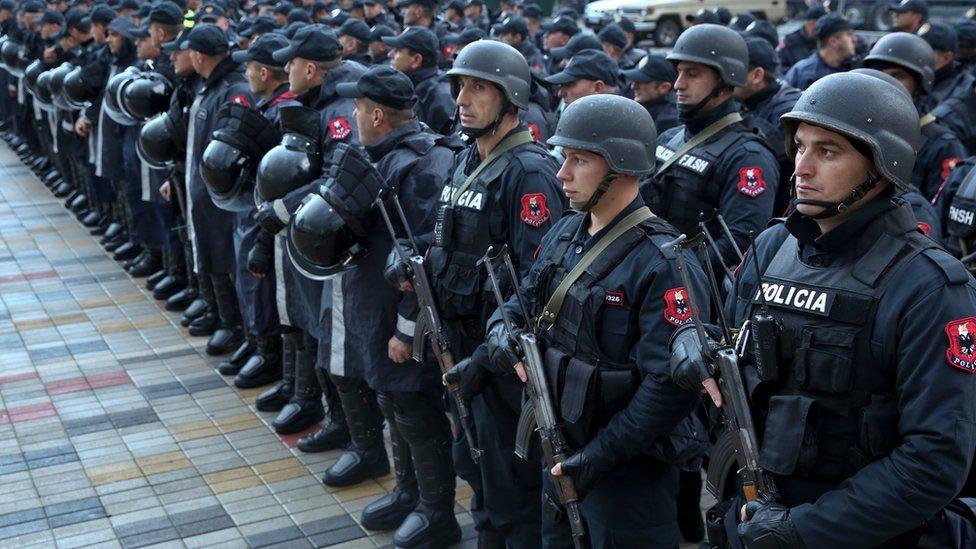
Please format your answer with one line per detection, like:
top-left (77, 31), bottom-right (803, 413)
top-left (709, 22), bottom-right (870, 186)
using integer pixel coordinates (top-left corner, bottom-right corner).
top-left (766, 216), bottom-right (787, 228)
top-left (921, 248), bottom-right (971, 286)
top-left (399, 132), bottom-right (437, 155)
top-left (921, 120), bottom-right (955, 140)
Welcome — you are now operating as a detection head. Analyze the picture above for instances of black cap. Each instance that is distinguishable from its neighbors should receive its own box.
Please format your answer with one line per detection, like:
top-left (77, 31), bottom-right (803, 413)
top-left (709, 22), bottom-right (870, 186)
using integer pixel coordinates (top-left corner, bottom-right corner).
top-left (545, 49), bottom-right (619, 85)
top-left (338, 17), bottom-right (370, 41)
top-left (745, 19), bottom-right (778, 48)
top-left (65, 7), bottom-right (91, 30)
top-left (890, 0), bottom-right (928, 15)
top-left (272, 24), bottom-right (340, 62)
top-left (714, 7), bottom-right (732, 25)
top-left (465, 0), bottom-right (482, 7)
top-left (685, 8), bottom-right (718, 24)
top-left (521, 3), bottom-right (541, 18)
top-left (19, 0), bottom-right (45, 13)
top-left (336, 64), bottom-right (415, 108)
top-left (369, 24), bottom-right (394, 41)
top-left (744, 36), bottom-right (777, 72)
top-left (598, 22), bottom-right (627, 48)
top-left (180, 22), bottom-right (229, 54)
top-left (287, 8), bottom-right (311, 23)
top-left (395, 0), bottom-right (437, 9)
top-left (194, 2), bottom-right (226, 21)
top-left (495, 15), bottom-right (528, 37)
top-left (550, 32), bottom-right (599, 59)
top-left (232, 31), bottom-right (290, 65)
top-left (39, 9), bottom-right (65, 25)
top-left (540, 15), bottom-right (578, 36)
top-left (381, 26), bottom-right (438, 63)
top-left (107, 14), bottom-right (134, 35)
top-left (956, 20), bottom-right (976, 46)
top-left (0, 0), bottom-right (15, 12)
top-left (117, 0), bottom-right (140, 12)
top-left (816, 12), bottom-right (854, 40)
top-left (555, 7), bottom-right (577, 19)
top-left (322, 8), bottom-right (349, 26)
top-left (729, 12), bottom-right (755, 31)
top-left (136, 4), bottom-right (152, 19)
top-left (621, 53), bottom-right (676, 83)
top-left (456, 27), bottom-right (485, 46)
top-left (162, 29), bottom-right (186, 53)
top-left (241, 15), bottom-right (277, 36)
top-left (129, 20), bottom-right (151, 38)
top-left (283, 20), bottom-right (306, 38)
top-left (90, 4), bottom-right (116, 24)
top-left (148, 1), bottom-right (182, 25)
top-left (272, 1), bottom-right (291, 14)
top-left (613, 16), bottom-right (635, 34)
top-left (805, 4), bottom-right (826, 20)
top-left (444, 0), bottom-right (464, 12)
top-left (918, 22), bottom-right (957, 53)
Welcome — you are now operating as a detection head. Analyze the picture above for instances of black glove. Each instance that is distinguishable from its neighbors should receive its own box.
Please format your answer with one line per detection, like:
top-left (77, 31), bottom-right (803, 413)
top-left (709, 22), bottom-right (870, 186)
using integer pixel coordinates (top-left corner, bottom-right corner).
top-left (443, 357), bottom-right (491, 402)
top-left (255, 201), bottom-right (288, 235)
top-left (383, 239), bottom-right (415, 288)
top-left (737, 500), bottom-right (804, 549)
top-left (247, 230), bottom-right (274, 276)
top-left (557, 449), bottom-right (601, 496)
top-left (669, 323), bottom-right (717, 393)
top-left (485, 321), bottom-right (521, 375)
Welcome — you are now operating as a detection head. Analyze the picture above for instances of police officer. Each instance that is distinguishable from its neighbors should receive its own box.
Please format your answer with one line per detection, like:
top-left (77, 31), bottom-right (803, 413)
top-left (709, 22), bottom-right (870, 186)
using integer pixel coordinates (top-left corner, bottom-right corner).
top-left (547, 33), bottom-right (600, 75)
top-left (539, 15), bottom-right (578, 76)
top-left (735, 37), bottom-right (801, 213)
top-left (463, 0), bottom-right (490, 33)
top-left (337, 18), bottom-right (373, 65)
top-left (334, 65), bottom-right (461, 547)
top-left (643, 24), bottom-right (779, 272)
top-left (402, 39), bottom-right (564, 546)
top-left (890, 0), bottom-right (927, 34)
top-left (920, 23), bottom-right (976, 103)
top-left (597, 23), bottom-right (638, 70)
top-left (862, 33), bottom-right (967, 209)
top-left (672, 70), bottom-right (976, 548)
top-left (486, 93), bottom-right (709, 547)
top-left (496, 15), bottom-right (545, 76)
top-left (622, 53), bottom-right (679, 133)
top-left (382, 27), bottom-right (454, 135)
top-left (181, 23), bottom-right (250, 356)
top-left (545, 49), bottom-right (620, 107)
top-left (785, 13), bottom-right (856, 91)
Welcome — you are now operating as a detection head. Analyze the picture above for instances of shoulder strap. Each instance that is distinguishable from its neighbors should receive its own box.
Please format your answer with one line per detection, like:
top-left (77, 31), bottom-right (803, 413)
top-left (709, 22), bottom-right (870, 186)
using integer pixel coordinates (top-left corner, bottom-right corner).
top-left (920, 113), bottom-right (936, 127)
top-left (655, 112), bottom-right (743, 177)
top-left (450, 130), bottom-right (533, 206)
top-left (539, 207), bottom-right (654, 328)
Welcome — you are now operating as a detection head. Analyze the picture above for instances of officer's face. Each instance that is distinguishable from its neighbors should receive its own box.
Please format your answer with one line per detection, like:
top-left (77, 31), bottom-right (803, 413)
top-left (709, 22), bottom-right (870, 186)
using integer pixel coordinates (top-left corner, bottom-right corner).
top-left (463, 5), bottom-right (480, 20)
top-left (632, 80), bottom-right (670, 104)
top-left (171, 48), bottom-right (194, 76)
top-left (455, 75), bottom-right (503, 129)
top-left (370, 41), bottom-right (390, 59)
top-left (881, 66), bottom-right (919, 96)
top-left (364, 3), bottom-right (382, 18)
top-left (107, 30), bottom-right (123, 53)
top-left (389, 47), bottom-right (420, 72)
top-left (92, 22), bottom-right (107, 43)
top-left (245, 61), bottom-right (267, 94)
top-left (674, 62), bottom-right (723, 107)
top-left (892, 10), bottom-right (921, 32)
top-left (136, 36), bottom-right (158, 59)
top-left (829, 29), bottom-right (855, 59)
top-left (499, 31), bottom-right (520, 47)
top-left (402, 4), bottom-right (423, 25)
top-left (793, 122), bottom-right (878, 218)
top-left (352, 97), bottom-right (381, 145)
top-left (286, 57), bottom-right (315, 94)
top-left (557, 147), bottom-right (610, 203)
top-left (40, 22), bottom-right (60, 39)
top-left (558, 78), bottom-right (599, 106)
top-left (543, 30), bottom-right (569, 51)
top-left (339, 34), bottom-right (359, 57)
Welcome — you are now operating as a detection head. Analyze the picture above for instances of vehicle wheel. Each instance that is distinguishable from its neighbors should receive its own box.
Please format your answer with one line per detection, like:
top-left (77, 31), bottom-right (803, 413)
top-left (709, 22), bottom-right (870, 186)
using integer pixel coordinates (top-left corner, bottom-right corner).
top-left (868, 4), bottom-right (892, 31)
top-left (654, 18), bottom-right (681, 48)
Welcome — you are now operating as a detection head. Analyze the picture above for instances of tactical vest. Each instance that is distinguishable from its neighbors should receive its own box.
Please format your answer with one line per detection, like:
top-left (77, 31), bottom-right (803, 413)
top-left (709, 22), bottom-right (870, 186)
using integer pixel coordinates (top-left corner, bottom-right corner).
top-left (532, 213), bottom-right (679, 448)
top-left (734, 209), bottom-right (951, 482)
top-left (947, 163), bottom-right (976, 242)
top-left (428, 140), bottom-right (550, 320)
top-left (647, 124), bottom-right (757, 236)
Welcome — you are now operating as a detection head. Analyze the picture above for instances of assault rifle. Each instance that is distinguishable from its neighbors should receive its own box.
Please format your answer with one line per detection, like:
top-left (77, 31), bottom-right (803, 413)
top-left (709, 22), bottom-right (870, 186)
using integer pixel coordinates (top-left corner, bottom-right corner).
top-left (374, 192), bottom-right (482, 463)
top-left (480, 245), bottom-right (589, 549)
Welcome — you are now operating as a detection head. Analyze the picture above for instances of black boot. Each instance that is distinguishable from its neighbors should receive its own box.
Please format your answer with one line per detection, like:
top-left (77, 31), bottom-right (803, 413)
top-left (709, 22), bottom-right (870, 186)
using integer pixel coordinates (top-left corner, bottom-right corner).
top-left (296, 368), bottom-right (350, 452)
top-left (53, 181), bottom-right (74, 198)
top-left (322, 376), bottom-right (389, 487)
top-left (153, 247), bottom-right (187, 300)
top-left (272, 333), bottom-right (324, 435)
top-left (179, 298), bottom-right (206, 324)
top-left (256, 332), bottom-right (297, 412)
top-left (217, 337), bottom-right (254, 376)
top-left (361, 392), bottom-right (418, 532)
top-left (91, 214), bottom-right (112, 236)
top-left (145, 269), bottom-right (167, 290)
top-left (81, 210), bottom-right (101, 228)
top-left (113, 240), bottom-right (142, 262)
top-left (206, 274), bottom-right (244, 355)
top-left (103, 234), bottom-right (128, 252)
top-left (101, 222), bottom-right (124, 242)
top-left (68, 193), bottom-right (88, 214)
top-left (188, 277), bottom-right (217, 336)
top-left (234, 335), bottom-right (282, 388)
top-left (392, 393), bottom-right (459, 548)
top-left (130, 249), bottom-right (162, 277)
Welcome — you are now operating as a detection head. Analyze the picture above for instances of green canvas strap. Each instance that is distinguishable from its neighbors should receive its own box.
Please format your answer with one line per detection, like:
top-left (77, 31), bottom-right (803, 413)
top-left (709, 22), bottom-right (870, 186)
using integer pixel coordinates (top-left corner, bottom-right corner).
top-left (655, 112), bottom-right (743, 177)
top-left (450, 130), bottom-right (534, 206)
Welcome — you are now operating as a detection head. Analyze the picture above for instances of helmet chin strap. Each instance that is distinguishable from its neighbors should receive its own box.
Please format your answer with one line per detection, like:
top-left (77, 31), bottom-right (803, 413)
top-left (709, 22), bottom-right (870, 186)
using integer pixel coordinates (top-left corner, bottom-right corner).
top-left (793, 171), bottom-right (880, 220)
top-left (571, 171), bottom-right (617, 212)
top-left (456, 101), bottom-right (511, 140)
top-left (678, 83), bottom-right (729, 121)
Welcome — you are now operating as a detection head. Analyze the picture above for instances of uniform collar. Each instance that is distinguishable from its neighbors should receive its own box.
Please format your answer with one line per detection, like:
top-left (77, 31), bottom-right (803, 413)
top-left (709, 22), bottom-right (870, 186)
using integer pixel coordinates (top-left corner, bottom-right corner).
top-left (406, 64), bottom-right (438, 85)
top-left (743, 81), bottom-right (780, 111)
top-left (785, 187), bottom-right (903, 258)
top-left (935, 60), bottom-right (961, 86)
top-left (572, 194), bottom-right (645, 251)
top-left (203, 55), bottom-right (239, 89)
top-left (684, 98), bottom-right (739, 134)
top-left (365, 119), bottom-right (423, 162)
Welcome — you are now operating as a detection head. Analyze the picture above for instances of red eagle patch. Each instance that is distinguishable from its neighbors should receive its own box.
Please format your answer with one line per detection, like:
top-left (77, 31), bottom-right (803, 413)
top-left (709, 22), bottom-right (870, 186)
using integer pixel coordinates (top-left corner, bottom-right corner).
top-left (229, 94), bottom-right (251, 108)
top-left (942, 156), bottom-right (961, 182)
top-left (663, 287), bottom-right (693, 327)
top-left (945, 318), bottom-right (976, 374)
top-left (917, 221), bottom-right (932, 235)
top-left (737, 167), bottom-right (766, 198)
top-left (328, 117), bottom-right (352, 140)
top-left (528, 122), bottom-right (541, 142)
top-left (520, 193), bottom-right (550, 227)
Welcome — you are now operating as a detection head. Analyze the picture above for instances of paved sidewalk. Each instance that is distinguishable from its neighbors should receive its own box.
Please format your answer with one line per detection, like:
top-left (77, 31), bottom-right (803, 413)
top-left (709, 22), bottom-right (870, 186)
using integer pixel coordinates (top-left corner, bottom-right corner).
top-left (0, 143), bottom-right (477, 548)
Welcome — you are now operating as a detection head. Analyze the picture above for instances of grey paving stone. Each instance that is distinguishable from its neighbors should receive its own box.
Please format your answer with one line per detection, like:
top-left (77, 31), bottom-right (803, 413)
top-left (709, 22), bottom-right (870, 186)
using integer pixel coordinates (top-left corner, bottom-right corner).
top-left (263, 538), bottom-right (314, 549)
top-left (118, 526), bottom-right (180, 549)
top-left (0, 518), bottom-right (49, 540)
top-left (44, 495), bottom-right (101, 517)
top-left (167, 505), bottom-right (227, 527)
top-left (245, 525), bottom-right (305, 548)
top-left (0, 506), bottom-right (45, 528)
top-left (297, 514), bottom-right (358, 537)
top-left (138, 383), bottom-right (186, 400)
top-left (46, 506), bottom-right (107, 529)
top-left (307, 525), bottom-right (365, 548)
top-left (174, 514), bottom-right (235, 538)
top-left (112, 516), bottom-right (173, 539)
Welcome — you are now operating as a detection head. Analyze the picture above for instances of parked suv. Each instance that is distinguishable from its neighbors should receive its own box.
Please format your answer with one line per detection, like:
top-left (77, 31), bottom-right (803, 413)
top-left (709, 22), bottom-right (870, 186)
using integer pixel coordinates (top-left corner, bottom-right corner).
top-left (606, 0), bottom-right (787, 47)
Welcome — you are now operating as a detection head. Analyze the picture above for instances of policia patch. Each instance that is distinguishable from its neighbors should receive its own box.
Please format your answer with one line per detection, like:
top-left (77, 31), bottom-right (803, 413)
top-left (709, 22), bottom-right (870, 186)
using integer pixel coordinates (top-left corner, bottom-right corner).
top-left (946, 317), bottom-right (976, 373)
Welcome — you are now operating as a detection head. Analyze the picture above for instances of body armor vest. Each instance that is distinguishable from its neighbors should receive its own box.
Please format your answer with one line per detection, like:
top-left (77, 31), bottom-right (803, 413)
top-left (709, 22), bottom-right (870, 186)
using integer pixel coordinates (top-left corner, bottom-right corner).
top-left (734, 207), bottom-right (939, 484)
top-left (947, 164), bottom-right (976, 242)
top-left (532, 213), bottom-right (679, 448)
top-left (646, 124), bottom-right (757, 237)
top-left (428, 140), bottom-right (550, 320)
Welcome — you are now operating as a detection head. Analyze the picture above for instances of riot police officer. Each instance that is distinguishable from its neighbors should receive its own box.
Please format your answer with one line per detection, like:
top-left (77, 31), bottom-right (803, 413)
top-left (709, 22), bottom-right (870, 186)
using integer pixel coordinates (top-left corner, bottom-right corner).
top-left (920, 23), bottom-right (975, 103)
top-left (621, 53), bottom-right (679, 134)
top-left (381, 27), bottom-right (454, 135)
top-left (487, 93), bottom-right (709, 547)
top-left (395, 39), bottom-right (564, 547)
top-left (672, 71), bottom-right (976, 548)
top-left (642, 24), bottom-right (779, 273)
top-left (785, 13), bottom-right (856, 92)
